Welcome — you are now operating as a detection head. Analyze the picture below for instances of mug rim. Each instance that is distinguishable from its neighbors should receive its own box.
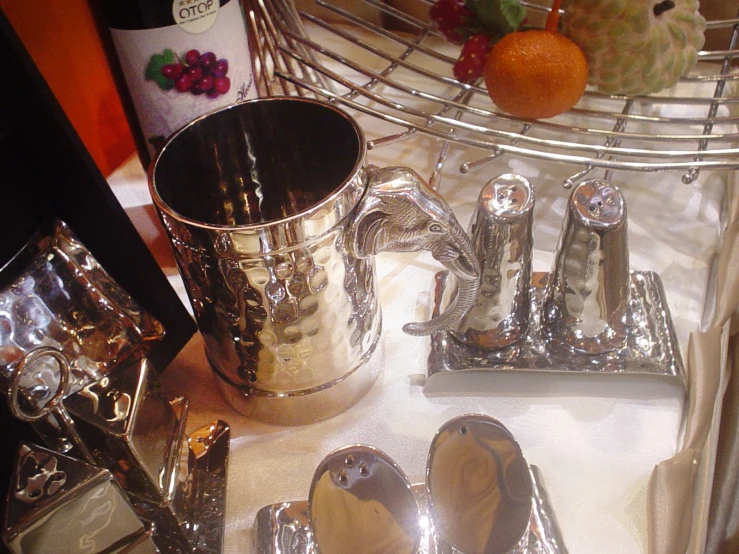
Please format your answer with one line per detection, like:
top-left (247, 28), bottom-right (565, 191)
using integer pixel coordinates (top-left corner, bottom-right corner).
top-left (147, 96), bottom-right (367, 232)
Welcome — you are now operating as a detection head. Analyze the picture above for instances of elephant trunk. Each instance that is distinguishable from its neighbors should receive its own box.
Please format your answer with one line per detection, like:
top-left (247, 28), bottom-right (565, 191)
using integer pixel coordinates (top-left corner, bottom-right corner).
top-left (402, 225), bottom-right (481, 337)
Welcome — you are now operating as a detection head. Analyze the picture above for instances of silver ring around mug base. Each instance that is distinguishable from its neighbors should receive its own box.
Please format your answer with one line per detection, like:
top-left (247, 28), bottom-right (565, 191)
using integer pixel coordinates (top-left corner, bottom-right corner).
top-left (212, 340), bottom-right (385, 426)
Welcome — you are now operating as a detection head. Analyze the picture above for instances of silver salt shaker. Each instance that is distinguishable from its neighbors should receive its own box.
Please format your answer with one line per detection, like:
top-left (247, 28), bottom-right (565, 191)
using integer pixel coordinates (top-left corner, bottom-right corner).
top-left (453, 174), bottom-right (535, 350)
top-left (542, 179), bottom-right (630, 354)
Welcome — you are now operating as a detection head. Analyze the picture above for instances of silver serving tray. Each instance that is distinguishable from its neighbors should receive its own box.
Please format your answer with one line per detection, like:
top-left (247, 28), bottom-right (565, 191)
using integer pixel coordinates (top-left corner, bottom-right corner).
top-left (426, 271), bottom-right (685, 391)
top-left (254, 465), bottom-right (566, 554)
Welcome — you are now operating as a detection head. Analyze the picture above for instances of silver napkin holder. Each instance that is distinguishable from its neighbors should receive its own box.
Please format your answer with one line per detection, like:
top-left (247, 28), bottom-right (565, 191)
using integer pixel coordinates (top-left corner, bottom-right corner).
top-left (0, 220), bottom-right (165, 458)
top-left (426, 177), bottom-right (685, 390)
top-left (2, 442), bottom-right (158, 554)
top-left (1, 220), bottom-right (231, 553)
top-left (2, 352), bottom-right (231, 554)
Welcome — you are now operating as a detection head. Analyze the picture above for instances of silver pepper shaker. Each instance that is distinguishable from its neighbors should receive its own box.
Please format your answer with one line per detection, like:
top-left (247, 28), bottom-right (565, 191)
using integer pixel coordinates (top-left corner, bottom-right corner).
top-left (453, 174), bottom-right (535, 350)
top-left (542, 179), bottom-right (630, 354)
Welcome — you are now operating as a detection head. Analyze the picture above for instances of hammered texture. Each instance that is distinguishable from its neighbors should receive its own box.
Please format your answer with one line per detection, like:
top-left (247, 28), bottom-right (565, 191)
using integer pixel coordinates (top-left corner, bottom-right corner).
top-left (162, 212), bottom-right (380, 395)
top-left (0, 222), bottom-right (164, 398)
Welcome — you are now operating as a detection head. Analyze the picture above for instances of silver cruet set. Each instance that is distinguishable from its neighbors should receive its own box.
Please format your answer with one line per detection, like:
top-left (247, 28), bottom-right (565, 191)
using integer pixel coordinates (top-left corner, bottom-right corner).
top-left (255, 414), bottom-right (566, 554)
top-left (427, 174), bottom-right (684, 388)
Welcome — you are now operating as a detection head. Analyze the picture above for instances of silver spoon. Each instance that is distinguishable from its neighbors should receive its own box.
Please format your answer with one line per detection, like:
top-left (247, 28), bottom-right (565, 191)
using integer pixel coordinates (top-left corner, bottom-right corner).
top-left (426, 414), bottom-right (533, 554)
top-left (308, 444), bottom-right (422, 554)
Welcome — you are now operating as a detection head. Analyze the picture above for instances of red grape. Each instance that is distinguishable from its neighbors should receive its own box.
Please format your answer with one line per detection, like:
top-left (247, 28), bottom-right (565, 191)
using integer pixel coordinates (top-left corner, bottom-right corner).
top-left (161, 63), bottom-right (183, 80)
top-left (175, 75), bottom-right (192, 92)
top-left (185, 49), bottom-right (200, 66)
top-left (198, 52), bottom-right (217, 71)
top-left (185, 65), bottom-right (203, 81)
top-left (198, 75), bottom-right (215, 91)
top-left (166, 49), bottom-right (230, 99)
top-left (213, 76), bottom-right (231, 94)
top-left (212, 59), bottom-right (229, 78)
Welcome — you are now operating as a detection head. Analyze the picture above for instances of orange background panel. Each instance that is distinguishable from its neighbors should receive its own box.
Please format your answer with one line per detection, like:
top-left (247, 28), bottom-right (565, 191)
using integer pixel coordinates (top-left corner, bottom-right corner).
top-left (0, 0), bottom-right (136, 176)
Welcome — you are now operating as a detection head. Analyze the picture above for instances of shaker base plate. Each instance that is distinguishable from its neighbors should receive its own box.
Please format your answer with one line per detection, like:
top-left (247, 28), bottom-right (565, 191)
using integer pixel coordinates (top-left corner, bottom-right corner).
top-left (425, 271), bottom-right (685, 393)
top-left (254, 465), bottom-right (565, 554)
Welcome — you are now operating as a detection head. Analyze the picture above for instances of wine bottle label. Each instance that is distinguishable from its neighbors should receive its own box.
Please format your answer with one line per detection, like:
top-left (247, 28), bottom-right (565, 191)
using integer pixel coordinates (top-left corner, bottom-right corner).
top-left (110, 0), bottom-right (256, 159)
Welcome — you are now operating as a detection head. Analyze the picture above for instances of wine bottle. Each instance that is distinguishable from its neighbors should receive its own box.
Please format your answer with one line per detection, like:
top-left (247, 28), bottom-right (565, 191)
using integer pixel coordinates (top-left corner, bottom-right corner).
top-left (93, 0), bottom-right (258, 168)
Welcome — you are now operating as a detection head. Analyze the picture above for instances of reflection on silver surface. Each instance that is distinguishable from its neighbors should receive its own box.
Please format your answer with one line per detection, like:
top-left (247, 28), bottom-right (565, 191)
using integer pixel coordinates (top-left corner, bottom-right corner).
top-left (255, 467), bottom-right (564, 554)
top-left (426, 415), bottom-right (532, 554)
top-left (64, 358), bottom-right (195, 553)
top-left (427, 271), bottom-right (685, 386)
top-left (64, 358), bottom-right (183, 504)
top-left (130, 419), bottom-right (231, 554)
top-left (256, 415), bottom-right (564, 554)
top-left (184, 420), bottom-right (230, 553)
top-left (150, 97), bottom-right (479, 425)
top-left (0, 220), bottom-right (164, 454)
top-left (453, 175), bottom-right (534, 350)
top-left (2, 442), bottom-right (158, 554)
top-left (542, 181), bottom-right (630, 354)
top-left (3, 355), bottom-right (230, 554)
top-left (308, 445), bottom-right (421, 554)
top-left (6, 347), bottom-right (96, 465)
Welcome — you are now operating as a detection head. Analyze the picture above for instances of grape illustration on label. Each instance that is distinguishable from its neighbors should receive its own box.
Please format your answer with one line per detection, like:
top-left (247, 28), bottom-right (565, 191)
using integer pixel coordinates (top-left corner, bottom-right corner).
top-left (146, 48), bottom-right (231, 98)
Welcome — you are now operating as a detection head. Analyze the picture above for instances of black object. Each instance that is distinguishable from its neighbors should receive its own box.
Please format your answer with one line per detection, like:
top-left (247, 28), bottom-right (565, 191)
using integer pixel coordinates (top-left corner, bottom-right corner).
top-left (0, 7), bottom-right (197, 547)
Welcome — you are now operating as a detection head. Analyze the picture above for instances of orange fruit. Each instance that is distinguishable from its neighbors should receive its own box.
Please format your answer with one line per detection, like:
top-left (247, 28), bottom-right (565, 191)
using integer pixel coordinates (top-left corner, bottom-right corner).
top-left (483, 30), bottom-right (588, 119)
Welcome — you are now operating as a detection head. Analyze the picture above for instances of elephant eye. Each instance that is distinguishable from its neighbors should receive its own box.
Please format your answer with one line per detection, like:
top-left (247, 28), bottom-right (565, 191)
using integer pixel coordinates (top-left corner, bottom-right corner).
top-left (428, 223), bottom-right (444, 233)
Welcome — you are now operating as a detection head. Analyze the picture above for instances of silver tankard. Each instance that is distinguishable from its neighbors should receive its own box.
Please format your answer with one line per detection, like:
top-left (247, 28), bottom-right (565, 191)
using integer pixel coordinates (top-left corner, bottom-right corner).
top-left (149, 97), bottom-right (479, 425)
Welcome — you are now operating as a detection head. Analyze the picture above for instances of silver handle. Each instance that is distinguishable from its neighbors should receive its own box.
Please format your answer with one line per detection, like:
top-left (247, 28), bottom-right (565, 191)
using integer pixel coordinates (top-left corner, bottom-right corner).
top-left (347, 166), bottom-right (480, 336)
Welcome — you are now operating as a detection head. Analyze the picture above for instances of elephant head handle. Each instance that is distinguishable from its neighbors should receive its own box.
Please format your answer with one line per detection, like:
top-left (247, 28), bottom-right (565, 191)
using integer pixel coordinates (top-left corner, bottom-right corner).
top-left (347, 166), bottom-right (481, 337)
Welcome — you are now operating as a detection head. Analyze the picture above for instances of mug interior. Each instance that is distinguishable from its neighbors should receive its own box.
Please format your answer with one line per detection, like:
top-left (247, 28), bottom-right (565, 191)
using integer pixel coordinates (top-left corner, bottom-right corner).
top-left (152, 98), bottom-right (363, 226)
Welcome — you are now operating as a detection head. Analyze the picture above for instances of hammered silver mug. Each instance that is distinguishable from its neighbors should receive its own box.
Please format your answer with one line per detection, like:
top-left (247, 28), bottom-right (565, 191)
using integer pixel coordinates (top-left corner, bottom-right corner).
top-left (149, 97), bottom-right (479, 425)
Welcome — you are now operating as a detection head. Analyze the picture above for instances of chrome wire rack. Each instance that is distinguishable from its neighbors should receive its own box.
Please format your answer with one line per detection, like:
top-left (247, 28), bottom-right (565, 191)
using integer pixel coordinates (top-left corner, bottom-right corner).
top-left (245, 0), bottom-right (739, 188)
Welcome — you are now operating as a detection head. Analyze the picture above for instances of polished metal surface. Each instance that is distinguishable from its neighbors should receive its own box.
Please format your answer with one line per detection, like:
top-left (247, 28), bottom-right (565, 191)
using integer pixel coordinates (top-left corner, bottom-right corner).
top-left (130, 418), bottom-right (231, 554)
top-left (2, 442), bottom-right (158, 554)
top-left (255, 415), bottom-right (565, 553)
top-left (255, 467), bottom-right (565, 554)
top-left (427, 271), bottom-right (685, 386)
top-left (453, 175), bottom-right (534, 349)
top-left (308, 445), bottom-right (421, 554)
top-left (149, 96), bottom-right (479, 425)
top-left (426, 415), bottom-right (533, 554)
top-left (1, 421), bottom-right (230, 554)
top-left (6, 355), bottom-right (232, 554)
top-left (542, 181), bottom-right (630, 354)
top-left (247, 1), bottom-right (739, 187)
top-left (0, 220), bottom-right (164, 455)
top-left (348, 165), bottom-right (479, 337)
top-left (64, 358), bottom-right (184, 505)
top-left (6, 347), bottom-right (96, 465)
top-left (183, 420), bottom-right (230, 553)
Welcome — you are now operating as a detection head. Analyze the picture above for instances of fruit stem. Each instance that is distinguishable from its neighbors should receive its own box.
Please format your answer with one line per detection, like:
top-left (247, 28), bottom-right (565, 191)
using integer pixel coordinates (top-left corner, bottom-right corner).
top-left (545, 0), bottom-right (562, 33)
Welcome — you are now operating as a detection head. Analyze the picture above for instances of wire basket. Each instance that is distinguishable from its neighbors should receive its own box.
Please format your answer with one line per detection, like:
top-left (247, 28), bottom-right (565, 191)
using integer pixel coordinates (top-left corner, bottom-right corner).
top-left (245, 0), bottom-right (739, 189)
